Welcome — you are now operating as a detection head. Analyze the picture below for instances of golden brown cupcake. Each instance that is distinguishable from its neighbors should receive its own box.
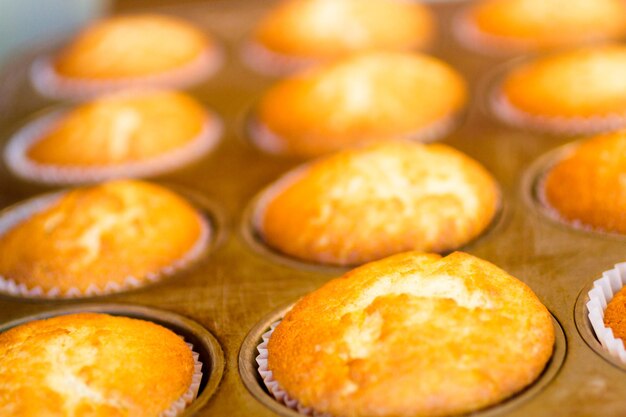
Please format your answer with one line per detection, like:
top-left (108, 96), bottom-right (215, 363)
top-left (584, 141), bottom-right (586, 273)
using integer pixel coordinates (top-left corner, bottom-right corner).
top-left (458, 0), bottom-right (626, 53)
top-left (0, 313), bottom-right (200, 416)
top-left (542, 130), bottom-right (626, 234)
top-left (254, 141), bottom-right (499, 266)
top-left (253, 52), bottom-right (467, 158)
top-left (605, 285), bottom-right (626, 341)
top-left (265, 251), bottom-right (555, 417)
top-left (5, 90), bottom-right (220, 184)
top-left (0, 180), bottom-right (208, 298)
top-left (32, 14), bottom-right (221, 98)
top-left (495, 45), bottom-right (626, 134)
top-left (247, 0), bottom-right (435, 74)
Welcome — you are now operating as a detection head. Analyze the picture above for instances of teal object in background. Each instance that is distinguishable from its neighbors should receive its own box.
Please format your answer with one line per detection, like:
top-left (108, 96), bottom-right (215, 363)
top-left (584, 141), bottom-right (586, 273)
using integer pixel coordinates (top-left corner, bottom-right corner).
top-left (0, 0), bottom-right (111, 64)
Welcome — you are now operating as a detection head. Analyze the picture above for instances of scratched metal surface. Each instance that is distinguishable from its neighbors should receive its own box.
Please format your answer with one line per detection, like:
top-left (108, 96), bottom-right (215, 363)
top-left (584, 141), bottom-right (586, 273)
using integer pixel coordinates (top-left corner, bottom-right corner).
top-left (0, 1), bottom-right (625, 416)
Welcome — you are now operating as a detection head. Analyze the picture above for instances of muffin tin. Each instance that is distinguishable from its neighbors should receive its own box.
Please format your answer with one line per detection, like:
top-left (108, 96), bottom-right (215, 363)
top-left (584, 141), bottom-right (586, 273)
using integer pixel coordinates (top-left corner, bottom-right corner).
top-left (0, 0), bottom-right (625, 416)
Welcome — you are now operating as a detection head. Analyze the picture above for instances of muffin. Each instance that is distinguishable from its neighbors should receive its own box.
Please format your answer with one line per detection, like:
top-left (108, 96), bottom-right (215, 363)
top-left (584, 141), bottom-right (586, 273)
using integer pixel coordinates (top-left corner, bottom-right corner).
top-left (458, 0), bottom-right (626, 54)
top-left (542, 130), bottom-right (626, 234)
top-left (254, 141), bottom-right (499, 266)
top-left (0, 313), bottom-right (201, 416)
top-left (262, 251), bottom-right (555, 417)
top-left (253, 52), bottom-right (467, 158)
top-left (246, 0), bottom-right (435, 74)
top-left (0, 180), bottom-right (208, 298)
top-left (31, 14), bottom-right (221, 98)
top-left (586, 263), bottom-right (626, 365)
top-left (5, 90), bottom-right (220, 184)
top-left (495, 45), bottom-right (626, 134)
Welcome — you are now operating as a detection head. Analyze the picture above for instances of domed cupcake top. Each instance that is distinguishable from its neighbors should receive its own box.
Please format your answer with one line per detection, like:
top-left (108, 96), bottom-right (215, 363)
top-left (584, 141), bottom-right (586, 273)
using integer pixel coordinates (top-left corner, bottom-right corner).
top-left (462, 0), bottom-right (626, 52)
top-left (542, 129), bottom-right (626, 234)
top-left (0, 313), bottom-right (196, 417)
top-left (0, 180), bottom-right (208, 297)
top-left (54, 14), bottom-right (214, 79)
top-left (254, 141), bottom-right (498, 265)
top-left (267, 251), bottom-right (555, 417)
top-left (255, 52), bottom-right (467, 157)
top-left (251, 0), bottom-right (434, 67)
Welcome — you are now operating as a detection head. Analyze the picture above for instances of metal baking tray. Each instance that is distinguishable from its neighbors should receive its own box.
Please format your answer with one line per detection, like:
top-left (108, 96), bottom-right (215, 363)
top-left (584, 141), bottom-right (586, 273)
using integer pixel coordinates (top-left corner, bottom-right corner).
top-left (0, 1), bottom-right (625, 416)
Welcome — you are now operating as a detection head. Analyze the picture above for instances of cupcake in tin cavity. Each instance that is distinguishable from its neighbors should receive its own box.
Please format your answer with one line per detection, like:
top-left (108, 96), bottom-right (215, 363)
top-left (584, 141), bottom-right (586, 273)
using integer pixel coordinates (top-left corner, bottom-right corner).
top-left (493, 45), bottom-right (626, 135)
top-left (540, 129), bottom-right (626, 235)
top-left (587, 262), bottom-right (626, 365)
top-left (0, 312), bottom-right (202, 416)
top-left (0, 179), bottom-right (209, 298)
top-left (258, 251), bottom-right (555, 417)
top-left (251, 52), bottom-right (467, 158)
top-left (31, 14), bottom-right (222, 99)
top-left (253, 140), bottom-right (499, 266)
top-left (4, 90), bottom-right (221, 185)
top-left (244, 0), bottom-right (435, 75)
top-left (456, 0), bottom-right (626, 54)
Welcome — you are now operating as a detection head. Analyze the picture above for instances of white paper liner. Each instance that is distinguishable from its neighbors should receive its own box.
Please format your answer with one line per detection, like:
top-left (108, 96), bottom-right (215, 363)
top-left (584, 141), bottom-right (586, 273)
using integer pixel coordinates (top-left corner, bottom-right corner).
top-left (241, 41), bottom-right (327, 77)
top-left (256, 321), bottom-right (331, 417)
top-left (0, 192), bottom-right (211, 299)
top-left (586, 262), bottom-right (626, 364)
top-left (491, 91), bottom-right (626, 136)
top-left (4, 108), bottom-right (222, 185)
top-left (161, 341), bottom-right (204, 417)
top-left (248, 112), bottom-right (459, 156)
top-left (30, 48), bottom-right (222, 100)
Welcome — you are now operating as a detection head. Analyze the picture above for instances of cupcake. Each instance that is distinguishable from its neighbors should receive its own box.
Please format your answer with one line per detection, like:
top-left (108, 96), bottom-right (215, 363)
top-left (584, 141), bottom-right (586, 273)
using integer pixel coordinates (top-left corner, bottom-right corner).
top-left (0, 180), bottom-right (209, 298)
top-left (259, 251), bottom-right (555, 417)
top-left (4, 90), bottom-right (221, 184)
top-left (31, 14), bottom-right (221, 99)
top-left (586, 262), bottom-right (626, 365)
top-left (253, 141), bottom-right (499, 266)
top-left (0, 313), bottom-right (202, 416)
top-left (252, 52), bottom-right (467, 158)
top-left (457, 0), bottom-right (626, 54)
top-left (494, 45), bottom-right (626, 134)
top-left (541, 129), bottom-right (626, 234)
top-left (245, 0), bottom-right (435, 75)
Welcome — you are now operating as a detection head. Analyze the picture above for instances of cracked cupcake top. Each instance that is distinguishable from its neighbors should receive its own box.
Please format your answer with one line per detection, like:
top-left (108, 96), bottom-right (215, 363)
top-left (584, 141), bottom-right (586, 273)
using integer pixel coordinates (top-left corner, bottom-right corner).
top-left (268, 251), bottom-right (555, 417)
top-left (0, 180), bottom-right (207, 295)
top-left (0, 313), bottom-right (194, 416)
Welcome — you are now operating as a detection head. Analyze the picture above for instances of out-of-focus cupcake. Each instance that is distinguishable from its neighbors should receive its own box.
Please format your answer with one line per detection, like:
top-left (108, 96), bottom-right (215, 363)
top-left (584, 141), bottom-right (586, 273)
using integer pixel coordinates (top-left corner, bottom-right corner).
top-left (0, 180), bottom-right (209, 298)
top-left (259, 251), bottom-right (555, 417)
top-left (0, 313), bottom-right (202, 416)
top-left (253, 141), bottom-right (499, 266)
top-left (245, 0), bottom-right (435, 75)
top-left (4, 90), bottom-right (220, 184)
top-left (541, 129), bottom-right (626, 234)
top-left (251, 52), bottom-right (467, 158)
top-left (494, 45), bottom-right (626, 134)
top-left (457, 0), bottom-right (626, 54)
top-left (31, 14), bottom-right (222, 99)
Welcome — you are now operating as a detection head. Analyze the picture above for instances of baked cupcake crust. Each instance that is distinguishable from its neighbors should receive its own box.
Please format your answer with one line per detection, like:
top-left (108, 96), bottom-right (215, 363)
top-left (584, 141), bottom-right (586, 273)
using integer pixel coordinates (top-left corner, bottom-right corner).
top-left (543, 130), bottom-right (626, 234)
top-left (255, 52), bottom-right (467, 157)
top-left (26, 91), bottom-right (209, 167)
top-left (0, 180), bottom-right (206, 293)
top-left (0, 313), bottom-right (194, 417)
top-left (464, 0), bottom-right (626, 51)
top-left (252, 0), bottom-right (434, 62)
top-left (256, 141), bottom-right (498, 265)
top-left (54, 14), bottom-right (214, 79)
top-left (604, 285), bottom-right (626, 341)
top-left (500, 45), bottom-right (626, 119)
top-left (268, 251), bottom-right (555, 417)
